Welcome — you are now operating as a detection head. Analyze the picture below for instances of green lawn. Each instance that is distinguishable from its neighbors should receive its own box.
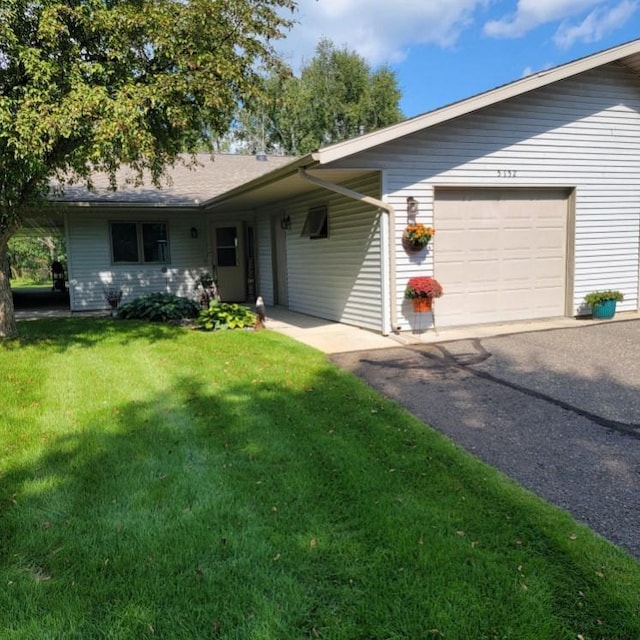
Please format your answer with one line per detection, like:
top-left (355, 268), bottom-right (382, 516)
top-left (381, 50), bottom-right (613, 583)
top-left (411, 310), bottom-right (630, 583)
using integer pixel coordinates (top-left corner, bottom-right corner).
top-left (9, 276), bottom-right (51, 288)
top-left (1, 318), bottom-right (639, 639)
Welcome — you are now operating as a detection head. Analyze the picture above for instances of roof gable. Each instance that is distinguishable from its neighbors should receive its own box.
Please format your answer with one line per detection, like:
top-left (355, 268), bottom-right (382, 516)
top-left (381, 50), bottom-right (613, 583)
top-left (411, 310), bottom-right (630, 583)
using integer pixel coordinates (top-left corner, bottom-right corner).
top-left (312, 38), bottom-right (640, 165)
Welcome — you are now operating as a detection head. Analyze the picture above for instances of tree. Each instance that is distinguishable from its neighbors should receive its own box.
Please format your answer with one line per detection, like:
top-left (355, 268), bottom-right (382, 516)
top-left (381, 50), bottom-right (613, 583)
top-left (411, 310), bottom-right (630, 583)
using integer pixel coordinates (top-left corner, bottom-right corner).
top-left (234, 38), bottom-right (403, 155)
top-left (8, 233), bottom-right (66, 282)
top-left (0, 0), bottom-right (296, 337)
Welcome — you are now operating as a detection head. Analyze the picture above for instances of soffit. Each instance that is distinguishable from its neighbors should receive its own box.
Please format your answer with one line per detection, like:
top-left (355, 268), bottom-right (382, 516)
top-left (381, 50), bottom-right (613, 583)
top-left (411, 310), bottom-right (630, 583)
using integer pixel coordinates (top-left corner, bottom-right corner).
top-left (204, 167), bottom-right (375, 213)
top-left (617, 51), bottom-right (640, 76)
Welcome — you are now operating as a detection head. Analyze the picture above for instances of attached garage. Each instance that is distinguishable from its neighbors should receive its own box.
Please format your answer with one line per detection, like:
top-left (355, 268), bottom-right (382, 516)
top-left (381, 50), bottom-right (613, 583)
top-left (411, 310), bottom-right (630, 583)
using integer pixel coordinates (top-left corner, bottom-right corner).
top-left (433, 188), bottom-right (572, 327)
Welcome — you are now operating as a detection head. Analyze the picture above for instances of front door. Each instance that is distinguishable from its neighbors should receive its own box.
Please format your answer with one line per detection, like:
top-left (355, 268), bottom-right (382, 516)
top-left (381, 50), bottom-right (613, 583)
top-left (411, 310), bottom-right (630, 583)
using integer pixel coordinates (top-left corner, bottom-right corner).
top-left (212, 224), bottom-right (245, 301)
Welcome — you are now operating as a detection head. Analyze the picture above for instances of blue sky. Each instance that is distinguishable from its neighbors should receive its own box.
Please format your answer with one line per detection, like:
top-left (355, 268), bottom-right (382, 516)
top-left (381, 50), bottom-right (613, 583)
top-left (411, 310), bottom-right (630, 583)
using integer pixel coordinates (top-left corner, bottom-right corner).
top-left (275, 0), bottom-right (640, 118)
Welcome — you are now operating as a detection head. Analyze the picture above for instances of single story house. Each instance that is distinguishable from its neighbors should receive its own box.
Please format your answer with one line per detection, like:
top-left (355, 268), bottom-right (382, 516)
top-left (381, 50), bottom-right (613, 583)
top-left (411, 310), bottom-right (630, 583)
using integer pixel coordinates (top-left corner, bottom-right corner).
top-left (46, 38), bottom-right (640, 334)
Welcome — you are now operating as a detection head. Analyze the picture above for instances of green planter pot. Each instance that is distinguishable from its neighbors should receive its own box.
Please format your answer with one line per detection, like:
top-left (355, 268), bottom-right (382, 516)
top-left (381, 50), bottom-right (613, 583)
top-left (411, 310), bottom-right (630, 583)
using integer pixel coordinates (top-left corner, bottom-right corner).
top-left (591, 299), bottom-right (617, 319)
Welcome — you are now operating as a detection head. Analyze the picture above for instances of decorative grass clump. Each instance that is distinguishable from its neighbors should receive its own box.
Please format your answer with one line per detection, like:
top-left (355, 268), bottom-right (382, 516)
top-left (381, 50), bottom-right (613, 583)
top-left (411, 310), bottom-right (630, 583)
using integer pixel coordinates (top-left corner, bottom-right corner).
top-left (1, 318), bottom-right (640, 639)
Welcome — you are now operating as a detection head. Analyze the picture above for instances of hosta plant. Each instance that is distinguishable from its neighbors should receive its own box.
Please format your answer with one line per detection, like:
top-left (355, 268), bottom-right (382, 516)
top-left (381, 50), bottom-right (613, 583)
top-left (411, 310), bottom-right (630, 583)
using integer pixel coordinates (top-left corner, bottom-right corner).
top-left (117, 292), bottom-right (200, 322)
top-left (198, 301), bottom-right (257, 331)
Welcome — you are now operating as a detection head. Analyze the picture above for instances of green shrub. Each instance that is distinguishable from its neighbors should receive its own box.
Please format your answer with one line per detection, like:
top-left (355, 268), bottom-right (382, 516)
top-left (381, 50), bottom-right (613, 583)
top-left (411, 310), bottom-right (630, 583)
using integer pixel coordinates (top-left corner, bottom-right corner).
top-left (584, 290), bottom-right (624, 306)
top-left (118, 292), bottom-right (200, 322)
top-left (198, 301), bottom-right (257, 331)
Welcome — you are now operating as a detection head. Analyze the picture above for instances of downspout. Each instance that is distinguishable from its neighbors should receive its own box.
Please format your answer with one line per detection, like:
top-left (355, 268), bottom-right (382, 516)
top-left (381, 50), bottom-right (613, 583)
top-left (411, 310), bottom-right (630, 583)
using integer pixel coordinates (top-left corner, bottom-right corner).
top-left (298, 168), bottom-right (398, 335)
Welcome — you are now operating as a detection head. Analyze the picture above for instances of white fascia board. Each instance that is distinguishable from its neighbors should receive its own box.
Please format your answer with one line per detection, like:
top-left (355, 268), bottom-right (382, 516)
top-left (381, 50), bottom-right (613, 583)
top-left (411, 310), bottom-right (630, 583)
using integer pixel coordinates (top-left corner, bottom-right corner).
top-left (313, 38), bottom-right (640, 166)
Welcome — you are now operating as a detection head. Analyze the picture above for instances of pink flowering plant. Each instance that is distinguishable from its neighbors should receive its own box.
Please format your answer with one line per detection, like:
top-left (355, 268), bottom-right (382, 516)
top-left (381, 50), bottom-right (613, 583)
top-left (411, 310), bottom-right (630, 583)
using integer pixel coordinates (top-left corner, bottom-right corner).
top-left (405, 276), bottom-right (443, 299)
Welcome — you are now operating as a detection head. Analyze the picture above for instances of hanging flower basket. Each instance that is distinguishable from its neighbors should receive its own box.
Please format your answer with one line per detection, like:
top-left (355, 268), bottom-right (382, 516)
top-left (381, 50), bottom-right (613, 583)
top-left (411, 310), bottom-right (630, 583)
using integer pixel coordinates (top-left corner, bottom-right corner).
top-left (403, 224), bottom-right (435, 252)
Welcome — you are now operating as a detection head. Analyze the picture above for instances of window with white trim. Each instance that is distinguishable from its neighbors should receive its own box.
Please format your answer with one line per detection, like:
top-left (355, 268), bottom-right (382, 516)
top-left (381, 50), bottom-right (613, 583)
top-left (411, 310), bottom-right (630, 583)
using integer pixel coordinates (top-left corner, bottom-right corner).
top-left (110, 222), bottom-right (170, 264)
top-left (301, 205), bottom-right (328, 239)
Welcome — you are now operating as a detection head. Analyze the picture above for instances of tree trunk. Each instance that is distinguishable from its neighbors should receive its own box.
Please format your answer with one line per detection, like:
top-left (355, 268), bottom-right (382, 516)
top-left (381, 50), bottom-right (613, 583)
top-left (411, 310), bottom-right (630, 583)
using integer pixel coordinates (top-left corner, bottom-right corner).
top-left (0, 241), bottom-right (18, 338)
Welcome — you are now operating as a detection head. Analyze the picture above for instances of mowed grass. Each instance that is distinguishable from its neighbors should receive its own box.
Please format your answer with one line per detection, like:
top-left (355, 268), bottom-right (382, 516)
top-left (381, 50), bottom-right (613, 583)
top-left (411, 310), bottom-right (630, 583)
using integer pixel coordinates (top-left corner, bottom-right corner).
top-left (1, 319), bottom-right (639, 640)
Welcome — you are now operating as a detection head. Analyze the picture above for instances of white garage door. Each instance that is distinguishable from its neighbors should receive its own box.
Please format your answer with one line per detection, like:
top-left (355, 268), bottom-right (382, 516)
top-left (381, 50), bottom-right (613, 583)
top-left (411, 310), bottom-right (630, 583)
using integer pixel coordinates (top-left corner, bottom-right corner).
top-left (434, 188), bottom-right (569, 327)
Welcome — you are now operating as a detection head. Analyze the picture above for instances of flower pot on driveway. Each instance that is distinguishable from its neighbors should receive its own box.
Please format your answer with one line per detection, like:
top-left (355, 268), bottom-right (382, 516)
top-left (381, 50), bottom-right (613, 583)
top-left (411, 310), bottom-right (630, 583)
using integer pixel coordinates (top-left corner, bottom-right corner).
top-left (584, 290), bottom-right (623, 320)
top-left (591, 299), bottom-right (617, 319)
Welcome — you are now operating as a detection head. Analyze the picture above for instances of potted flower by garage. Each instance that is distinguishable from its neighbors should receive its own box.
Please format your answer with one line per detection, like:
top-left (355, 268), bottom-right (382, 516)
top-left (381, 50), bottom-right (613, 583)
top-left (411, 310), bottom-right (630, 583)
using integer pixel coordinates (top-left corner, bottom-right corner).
top-left (584, 290), bottom-right (624, 320)
top-left (403, 223), bottom-right (435, 252)
top-left (405, 276), bottom-right (443, 313)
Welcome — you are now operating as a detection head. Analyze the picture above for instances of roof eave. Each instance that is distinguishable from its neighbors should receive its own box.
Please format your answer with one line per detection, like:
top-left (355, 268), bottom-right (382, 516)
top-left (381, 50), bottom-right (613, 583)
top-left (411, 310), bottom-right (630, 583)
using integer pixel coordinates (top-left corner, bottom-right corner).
top-left (49, 200), bottom-right (202, 210)
top-left (201, 154), bottom-right (316, 209)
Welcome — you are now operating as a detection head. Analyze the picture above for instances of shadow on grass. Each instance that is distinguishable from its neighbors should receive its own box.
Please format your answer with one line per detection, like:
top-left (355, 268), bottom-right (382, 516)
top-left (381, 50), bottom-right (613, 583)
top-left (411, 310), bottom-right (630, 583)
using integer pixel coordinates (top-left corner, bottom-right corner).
top-left (8, 317), bottom-right (188, 352)
top-left (2, 344), bottom-right (640, 638)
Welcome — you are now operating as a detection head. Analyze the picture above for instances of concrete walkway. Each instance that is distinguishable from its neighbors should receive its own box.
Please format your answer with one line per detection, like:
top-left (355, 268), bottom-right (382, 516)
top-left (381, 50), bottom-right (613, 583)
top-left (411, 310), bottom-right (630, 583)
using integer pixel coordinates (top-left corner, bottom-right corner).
top-left (266, 306), bottom-right (640, 353)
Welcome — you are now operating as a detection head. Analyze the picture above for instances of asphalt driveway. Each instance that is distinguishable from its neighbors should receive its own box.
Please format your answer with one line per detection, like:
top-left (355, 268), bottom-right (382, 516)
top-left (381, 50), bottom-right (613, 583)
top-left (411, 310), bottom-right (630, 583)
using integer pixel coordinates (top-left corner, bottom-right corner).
top-left (331, 318), bottom-right (640, 559)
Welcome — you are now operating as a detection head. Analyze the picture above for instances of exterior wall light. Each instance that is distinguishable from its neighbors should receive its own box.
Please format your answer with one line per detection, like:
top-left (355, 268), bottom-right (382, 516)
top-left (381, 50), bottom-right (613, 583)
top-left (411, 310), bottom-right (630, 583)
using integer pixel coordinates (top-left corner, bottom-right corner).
top-left (280, 214), bottom-right (291, 230)
top-left (406, 196), bottom-right (418, 220)
top-left (190, 227), bottom-right (199, 239)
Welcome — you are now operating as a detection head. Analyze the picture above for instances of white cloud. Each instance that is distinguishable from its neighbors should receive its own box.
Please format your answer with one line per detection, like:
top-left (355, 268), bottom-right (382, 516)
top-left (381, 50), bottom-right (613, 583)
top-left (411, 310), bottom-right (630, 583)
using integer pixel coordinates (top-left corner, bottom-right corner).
top-left (275, 0), bottom-right (490, 70)
top-left (484, 0), bottom-right (607, 38)
top-left (553, 0), bottom-right (639, 48)
top-left (521, 62), bottom-right (554, 76)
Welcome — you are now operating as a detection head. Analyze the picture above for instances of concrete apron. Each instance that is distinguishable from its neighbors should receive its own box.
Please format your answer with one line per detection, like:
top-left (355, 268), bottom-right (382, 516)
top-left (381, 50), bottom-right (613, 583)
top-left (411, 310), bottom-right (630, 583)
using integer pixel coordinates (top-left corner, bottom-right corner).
top-left (265, 307), bottom-right (640, 354)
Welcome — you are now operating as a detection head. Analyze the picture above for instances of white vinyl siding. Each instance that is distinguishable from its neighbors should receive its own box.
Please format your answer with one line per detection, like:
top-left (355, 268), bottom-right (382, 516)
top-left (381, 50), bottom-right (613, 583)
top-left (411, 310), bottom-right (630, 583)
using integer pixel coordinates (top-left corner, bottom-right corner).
top-left (255, 215), bottom-right (275, 305)
top-left (333, 63), bottom-right (640, 328)
top-left (65, 209), bottom-right (208, 310)
top-left (255, 173), bottom-right (383, 331)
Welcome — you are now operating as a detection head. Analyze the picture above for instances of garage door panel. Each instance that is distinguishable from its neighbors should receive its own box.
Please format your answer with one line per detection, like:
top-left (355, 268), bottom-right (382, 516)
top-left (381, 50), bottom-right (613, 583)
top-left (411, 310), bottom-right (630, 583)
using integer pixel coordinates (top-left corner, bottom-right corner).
top-left (504, 232), bottom-right (534, 249)
top-left (535, 257), bottom-right (565, 278)
top-left (502, 260), bottom-right (533, 280)
top-left (439, 231), bottom-right (500, 250)
top-left (434, 189), bottom-right (568, 327)
top-left (535, 231), bottom-right (565, 248)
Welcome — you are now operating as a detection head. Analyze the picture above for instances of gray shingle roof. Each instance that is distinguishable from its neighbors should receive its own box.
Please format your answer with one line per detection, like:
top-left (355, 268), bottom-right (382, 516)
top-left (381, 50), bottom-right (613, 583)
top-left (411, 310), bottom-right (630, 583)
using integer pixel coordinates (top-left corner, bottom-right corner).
top-left (51, 153), bottom-right (296, 205)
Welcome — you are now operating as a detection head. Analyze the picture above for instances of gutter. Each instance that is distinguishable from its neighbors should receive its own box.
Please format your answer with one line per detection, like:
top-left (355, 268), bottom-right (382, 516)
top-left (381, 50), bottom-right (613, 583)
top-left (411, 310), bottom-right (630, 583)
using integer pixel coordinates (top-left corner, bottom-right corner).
top-left (298, 168), bottom-right (397, 336)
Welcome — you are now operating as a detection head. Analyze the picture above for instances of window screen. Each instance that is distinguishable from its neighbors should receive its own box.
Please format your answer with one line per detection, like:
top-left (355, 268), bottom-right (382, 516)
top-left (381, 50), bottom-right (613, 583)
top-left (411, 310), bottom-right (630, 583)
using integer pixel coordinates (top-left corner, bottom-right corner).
top-left (142, 223), bottom-right (169, 262)
top-left (110, 222), bottom-right (169, 263)
top-left (216, 227), bottom-right (237, 267)
top-left (111, 223), bottom-right (139, 263)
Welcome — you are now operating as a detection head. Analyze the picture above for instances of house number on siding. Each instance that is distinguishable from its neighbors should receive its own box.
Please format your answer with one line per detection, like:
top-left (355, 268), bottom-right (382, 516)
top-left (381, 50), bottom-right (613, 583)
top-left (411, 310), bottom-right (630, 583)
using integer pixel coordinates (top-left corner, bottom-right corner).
top-left (497, 170), bottom-right (517, 178)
